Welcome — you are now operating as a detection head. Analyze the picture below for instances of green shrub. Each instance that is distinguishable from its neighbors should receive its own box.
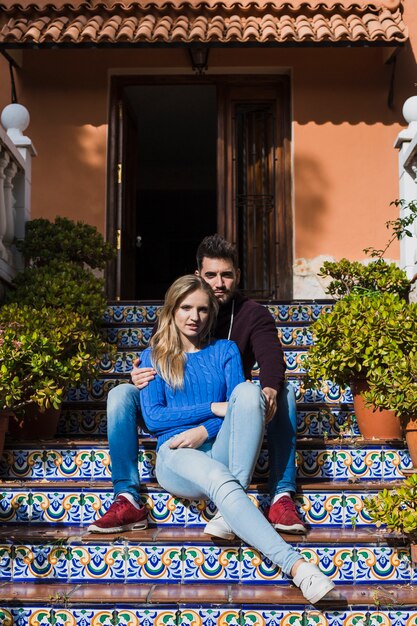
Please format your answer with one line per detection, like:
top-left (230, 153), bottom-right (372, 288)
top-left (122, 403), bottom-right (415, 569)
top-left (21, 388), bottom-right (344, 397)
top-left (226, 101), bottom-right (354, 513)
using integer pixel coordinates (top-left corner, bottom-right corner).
top-left (0, 303), bottom-right (110, 413)
top-left (16, 216), bottom-right (115, 270)
top-left (365, 474), bottom-right (417, 538)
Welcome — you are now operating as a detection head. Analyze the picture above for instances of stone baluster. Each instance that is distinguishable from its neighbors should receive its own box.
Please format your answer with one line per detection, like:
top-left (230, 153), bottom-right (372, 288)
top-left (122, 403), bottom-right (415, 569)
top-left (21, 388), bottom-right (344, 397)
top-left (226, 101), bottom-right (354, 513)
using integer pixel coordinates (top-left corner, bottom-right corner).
top-left (394, 96), bottom-right (417, 281)
top-left (4, 160), bottom-right (18, 265)
top-left (0, 103), bottom-right (36, 276)
top-left (0, 150), bottom-right (10, 261)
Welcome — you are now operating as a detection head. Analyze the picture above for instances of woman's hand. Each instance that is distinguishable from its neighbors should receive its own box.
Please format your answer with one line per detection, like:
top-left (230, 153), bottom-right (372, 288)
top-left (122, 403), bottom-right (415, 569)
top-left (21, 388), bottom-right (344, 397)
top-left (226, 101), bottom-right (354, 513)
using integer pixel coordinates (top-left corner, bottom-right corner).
top-left (211, 402), bottom-right (228, 417)
top-left (131, 358), bottom-right (156, 389)
top-left (169, 425), bottom-right (208, 449)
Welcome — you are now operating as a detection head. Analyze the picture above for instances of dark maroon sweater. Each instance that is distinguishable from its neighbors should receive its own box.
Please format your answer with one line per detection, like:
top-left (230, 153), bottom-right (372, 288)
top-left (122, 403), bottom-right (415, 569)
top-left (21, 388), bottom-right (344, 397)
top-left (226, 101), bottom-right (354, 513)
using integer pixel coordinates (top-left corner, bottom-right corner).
top-left (214, 292), bottom-right (286, 392)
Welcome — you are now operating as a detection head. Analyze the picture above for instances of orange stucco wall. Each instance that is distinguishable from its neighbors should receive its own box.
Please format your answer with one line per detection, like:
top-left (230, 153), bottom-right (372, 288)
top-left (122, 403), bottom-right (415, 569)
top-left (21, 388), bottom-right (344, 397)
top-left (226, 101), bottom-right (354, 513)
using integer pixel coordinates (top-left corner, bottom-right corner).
top-left (3, 2), bottom-right (417, 260)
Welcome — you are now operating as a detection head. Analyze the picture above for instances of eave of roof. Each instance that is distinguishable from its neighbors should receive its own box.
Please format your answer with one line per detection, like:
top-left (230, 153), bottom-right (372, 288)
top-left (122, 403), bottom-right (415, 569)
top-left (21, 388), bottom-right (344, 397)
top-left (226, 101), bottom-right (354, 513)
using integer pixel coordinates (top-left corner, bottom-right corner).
top-left (0, 0), bottom-right (407, 45)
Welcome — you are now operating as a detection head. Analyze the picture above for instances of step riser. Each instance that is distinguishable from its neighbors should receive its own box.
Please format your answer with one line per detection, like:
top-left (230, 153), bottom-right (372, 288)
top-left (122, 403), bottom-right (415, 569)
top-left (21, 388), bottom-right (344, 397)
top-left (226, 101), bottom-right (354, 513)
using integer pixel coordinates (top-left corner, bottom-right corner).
top-left (0, 447), bottom-right (410, 482)
top-left (58, 408), bottom-right (360, 438)
top-left (103, 303), bottom-right (333, 325)
top-left (99, 350), bottom-right (309, 375)
top-left (3, 607), bottom-right (417, 626)
top-left (0, 489), bottom-right (376, 527)
top-left (0, 543), bottom-right (414, 584)
top-left (64, 379), bottom-right (354, 405)
top-left (103, 326), bottom-right (315, 349)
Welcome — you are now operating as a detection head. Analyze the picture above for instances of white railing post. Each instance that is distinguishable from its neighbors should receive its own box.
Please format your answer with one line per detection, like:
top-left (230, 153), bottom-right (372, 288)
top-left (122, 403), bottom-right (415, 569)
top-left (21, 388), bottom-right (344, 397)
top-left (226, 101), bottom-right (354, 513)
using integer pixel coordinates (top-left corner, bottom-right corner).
top-left (394, 96), bottom-right (417, 281)
top-left (0, 103), bottom-right (36, 290)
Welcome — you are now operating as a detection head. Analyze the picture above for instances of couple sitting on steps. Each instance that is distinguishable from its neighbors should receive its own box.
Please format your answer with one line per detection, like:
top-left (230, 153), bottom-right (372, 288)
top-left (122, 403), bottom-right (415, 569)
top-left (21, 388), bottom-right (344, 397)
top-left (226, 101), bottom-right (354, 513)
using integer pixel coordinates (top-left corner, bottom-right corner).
top-left (88, 234), bottom-right (336, 605)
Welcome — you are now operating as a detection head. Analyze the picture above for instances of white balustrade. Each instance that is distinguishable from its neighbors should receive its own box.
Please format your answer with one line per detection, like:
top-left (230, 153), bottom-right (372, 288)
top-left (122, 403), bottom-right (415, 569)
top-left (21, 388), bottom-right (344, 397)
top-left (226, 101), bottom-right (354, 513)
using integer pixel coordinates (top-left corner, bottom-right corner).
top-left (0, 103), bottom-right (36, 291)
top-left (394, 96), bottom-right (417, 281)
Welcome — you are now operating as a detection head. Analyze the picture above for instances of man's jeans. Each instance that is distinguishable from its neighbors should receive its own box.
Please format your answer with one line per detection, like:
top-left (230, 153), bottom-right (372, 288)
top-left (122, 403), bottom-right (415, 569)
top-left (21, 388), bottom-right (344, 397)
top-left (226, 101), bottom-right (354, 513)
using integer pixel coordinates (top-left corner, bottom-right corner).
top-left (106, 380), bottom-right (298, 502)
top-left (155, 382), bottom-right (301, 577)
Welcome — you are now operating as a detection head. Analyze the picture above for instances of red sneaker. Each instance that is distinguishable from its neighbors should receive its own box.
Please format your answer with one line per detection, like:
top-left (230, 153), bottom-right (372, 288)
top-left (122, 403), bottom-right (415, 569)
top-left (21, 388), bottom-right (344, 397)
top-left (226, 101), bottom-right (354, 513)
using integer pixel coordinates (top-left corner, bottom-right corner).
top-left (267, 495), bottom-right (307, 534)
top-left (88, 495), bottom-right (148, 533)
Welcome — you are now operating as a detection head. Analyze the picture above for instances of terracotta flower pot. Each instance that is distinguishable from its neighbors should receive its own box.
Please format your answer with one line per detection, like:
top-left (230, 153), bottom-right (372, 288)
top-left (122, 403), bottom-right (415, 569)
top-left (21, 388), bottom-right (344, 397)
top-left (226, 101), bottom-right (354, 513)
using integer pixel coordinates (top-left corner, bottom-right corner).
top-left (351, 379), bottom-right (403, 440)
top-left (402, 415), bottom-right (417, 470)
top-left (9, 404), bottom-right (61, 441)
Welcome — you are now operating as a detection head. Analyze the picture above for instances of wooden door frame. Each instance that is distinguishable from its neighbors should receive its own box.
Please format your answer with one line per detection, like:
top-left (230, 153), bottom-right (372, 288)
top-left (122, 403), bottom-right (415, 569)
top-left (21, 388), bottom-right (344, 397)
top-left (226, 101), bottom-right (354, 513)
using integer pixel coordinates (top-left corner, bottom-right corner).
top-left (106, 74), bottom-right (292, 300)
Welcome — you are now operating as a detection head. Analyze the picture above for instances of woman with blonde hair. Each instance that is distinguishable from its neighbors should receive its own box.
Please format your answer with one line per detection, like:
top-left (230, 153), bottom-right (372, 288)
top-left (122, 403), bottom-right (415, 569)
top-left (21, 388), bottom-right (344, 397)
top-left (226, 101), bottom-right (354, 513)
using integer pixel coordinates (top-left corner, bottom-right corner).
top-left (140, 274), bottom-right (335, 605)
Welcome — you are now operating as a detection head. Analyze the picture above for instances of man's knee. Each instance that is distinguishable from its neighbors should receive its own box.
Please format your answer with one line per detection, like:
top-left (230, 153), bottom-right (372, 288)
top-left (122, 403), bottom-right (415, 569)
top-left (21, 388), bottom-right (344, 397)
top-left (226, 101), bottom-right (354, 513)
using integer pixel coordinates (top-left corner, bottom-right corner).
top-left (107, 383), bottom-right (141, 418)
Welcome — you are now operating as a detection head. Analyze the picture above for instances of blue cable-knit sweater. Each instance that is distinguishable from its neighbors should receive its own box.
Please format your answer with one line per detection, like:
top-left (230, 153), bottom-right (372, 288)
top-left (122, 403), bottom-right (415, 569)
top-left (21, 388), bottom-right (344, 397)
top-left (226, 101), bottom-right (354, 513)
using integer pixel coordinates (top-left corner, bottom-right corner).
top-left (139, 339), bottom-right (245, 449)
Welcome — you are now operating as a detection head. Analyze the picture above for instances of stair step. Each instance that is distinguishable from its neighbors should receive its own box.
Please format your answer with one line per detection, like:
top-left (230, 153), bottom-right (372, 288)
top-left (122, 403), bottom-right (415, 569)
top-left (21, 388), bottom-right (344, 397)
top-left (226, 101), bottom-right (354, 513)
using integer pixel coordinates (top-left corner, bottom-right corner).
top-left (0, 529), bottom-right (414, 585)
top-left (58, 406), bottom-right (360, 438)
top-left (102, 301), bottom-right (334, 325)
top-left (98, 349), bottom-right (310, 375)
top-left (0, 480), bottom-right (396, 528)
top-left (63, 377), bottom-right (354, 405)
top-left (102, 324), bottom-right (316, 349)
top-left (0, 582), bottom-right (416, 614)
top-left (0, 440), bottom-right (410, 482)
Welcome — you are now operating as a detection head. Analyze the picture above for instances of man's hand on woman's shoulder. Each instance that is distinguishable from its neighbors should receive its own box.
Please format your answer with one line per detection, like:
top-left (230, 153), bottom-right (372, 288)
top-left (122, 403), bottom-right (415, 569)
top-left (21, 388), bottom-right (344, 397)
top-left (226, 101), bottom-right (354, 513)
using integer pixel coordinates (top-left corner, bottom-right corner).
top-left (131, 358), bottom-right (156, 389)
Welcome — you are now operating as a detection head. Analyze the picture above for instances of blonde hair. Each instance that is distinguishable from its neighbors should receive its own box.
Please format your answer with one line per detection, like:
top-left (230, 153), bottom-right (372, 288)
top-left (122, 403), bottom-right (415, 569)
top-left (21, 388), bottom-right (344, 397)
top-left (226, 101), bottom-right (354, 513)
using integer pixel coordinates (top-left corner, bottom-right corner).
top-left (150, 275), bottom-right (219, 389)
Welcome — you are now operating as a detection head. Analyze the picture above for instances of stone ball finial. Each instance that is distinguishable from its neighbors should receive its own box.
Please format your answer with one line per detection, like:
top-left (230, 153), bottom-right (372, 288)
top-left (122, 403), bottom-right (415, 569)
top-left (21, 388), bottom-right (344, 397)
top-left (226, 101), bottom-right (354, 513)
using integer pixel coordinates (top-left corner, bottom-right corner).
top-left (1, 103), bottom-right (30, 141)
top-left (403, 96), bottom-right (417, 125)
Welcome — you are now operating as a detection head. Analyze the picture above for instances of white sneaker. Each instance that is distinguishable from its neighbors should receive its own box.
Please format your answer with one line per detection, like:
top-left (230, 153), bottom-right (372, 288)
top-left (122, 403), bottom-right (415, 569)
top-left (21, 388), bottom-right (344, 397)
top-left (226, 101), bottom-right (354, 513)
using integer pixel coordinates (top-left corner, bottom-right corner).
top-left (293, 561), bottom-right (336, 604)
top-left (204, 511), bottom-right (235, 540)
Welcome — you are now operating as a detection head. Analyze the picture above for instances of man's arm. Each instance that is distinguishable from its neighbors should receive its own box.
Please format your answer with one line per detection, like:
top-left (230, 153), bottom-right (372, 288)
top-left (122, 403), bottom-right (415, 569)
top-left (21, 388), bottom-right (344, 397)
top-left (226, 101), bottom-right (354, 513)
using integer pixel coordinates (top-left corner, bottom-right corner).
top-left (249, 305), bottom-right (286, 422)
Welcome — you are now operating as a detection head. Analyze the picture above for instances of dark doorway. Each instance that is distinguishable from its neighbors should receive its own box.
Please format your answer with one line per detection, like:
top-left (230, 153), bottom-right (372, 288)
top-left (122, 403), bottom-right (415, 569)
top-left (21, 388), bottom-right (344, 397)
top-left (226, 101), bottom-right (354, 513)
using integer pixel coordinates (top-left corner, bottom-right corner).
top-left (124, 85), bottom-right (217, 299)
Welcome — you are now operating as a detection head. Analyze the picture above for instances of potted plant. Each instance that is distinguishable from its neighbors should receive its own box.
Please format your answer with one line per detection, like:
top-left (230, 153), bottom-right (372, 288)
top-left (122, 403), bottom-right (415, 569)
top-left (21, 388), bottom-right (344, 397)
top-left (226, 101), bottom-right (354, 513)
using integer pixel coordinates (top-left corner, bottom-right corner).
top-left (0, 303), bottom-right (111, 440)
top-left (365, 474), bottom-right (417, 562)
top-left (305, 200), bottom-right (417, 440)
top-left (1, 216), bottom-right (116, 438)
top-left (363, 337), bottom-right (417, 467)
top-left (304, 291), bottom-right (416, 439)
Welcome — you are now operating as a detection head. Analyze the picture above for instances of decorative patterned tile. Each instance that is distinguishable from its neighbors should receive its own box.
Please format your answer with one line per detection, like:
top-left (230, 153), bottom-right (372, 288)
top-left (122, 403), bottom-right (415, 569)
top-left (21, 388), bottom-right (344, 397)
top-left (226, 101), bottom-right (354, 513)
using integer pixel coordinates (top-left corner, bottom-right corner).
top-left (299, 546), bottom-right (355, 582)
top-left (59, 408), bottom-right (108, 436)
top-left (296, 450), bottom-right (334, 480)
top-left (332, 449), bottom-right (383, 481)
top-left (31, 491), bottom-right (83, 524)
top-left (242, 609), bottom-right (304, 626)
top-left (126, 545), bottom-right (182, 582)
top-left (266, 303), bottom-right (333, 323)
top-left (142, 492), bottom-right (188, 525)
top-left (82, 491), bottom-right (114, 525)
top-left (0, 544), bottom-right (12, 580)
top-left (99, 351), bottom-right (142, 375)
top-left (13, 544), bottom-right (69, 581)
top-left (297, 493), bottom-right (344, 527)
top-left (103, 304), bottom-right (161, 324)
top-left (278, 326), bottom-right (314, 347)
top-left (355, 547), bottom-right (411, 583)
top-left (0, 449), bottom-right (44, 479)
top-left (240, 547), bottom-right (285, 584)
top-left (186, 498), bottom-right (217, 525)
top-left (103, 326), bottom-right (153, 348)
top-left (73, 609), bottom-right (115, 626)
top-left (65, 378), bottom-right (125, 403)
top-left (0, 491), bottom-right (30, 522)
top-left (121, 608), bottom-right (177, 626)
top-left (68, 545), bottom-right (126, 581)
top-left (140, 448), bottom-right (157, 481)
top-left (344, 492), bottom-right (375, 527)
top-left (282, 350), bottom-right (308, 374)
top-left (179, 608), bottom-right (223, 626)
top-left (183, 545), bottom-right (240, 582)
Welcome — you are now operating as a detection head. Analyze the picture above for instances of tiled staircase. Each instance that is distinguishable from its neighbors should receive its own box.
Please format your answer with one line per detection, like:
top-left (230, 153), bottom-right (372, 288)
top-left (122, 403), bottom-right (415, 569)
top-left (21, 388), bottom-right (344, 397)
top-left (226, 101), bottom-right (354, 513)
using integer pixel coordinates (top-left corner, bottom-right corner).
top-left (1, 301), bottom-right (416, 626)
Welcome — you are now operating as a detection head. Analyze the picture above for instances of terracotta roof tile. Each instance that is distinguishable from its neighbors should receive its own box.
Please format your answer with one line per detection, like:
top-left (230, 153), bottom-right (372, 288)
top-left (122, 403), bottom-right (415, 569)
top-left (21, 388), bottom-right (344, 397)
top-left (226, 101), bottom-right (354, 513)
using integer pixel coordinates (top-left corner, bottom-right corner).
top-left (0, 0), bottom-right (407, 44)
top-left (0, 0), bottom-right (403, 11)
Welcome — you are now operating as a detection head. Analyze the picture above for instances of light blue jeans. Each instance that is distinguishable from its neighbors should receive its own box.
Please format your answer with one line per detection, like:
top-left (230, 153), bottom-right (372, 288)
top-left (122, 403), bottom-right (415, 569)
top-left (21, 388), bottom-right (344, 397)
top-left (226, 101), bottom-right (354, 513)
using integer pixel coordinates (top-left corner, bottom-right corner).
top-left (155, 382), bottom-right (301, 576)
top-left (106, 380), bottom-right (297, 501)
